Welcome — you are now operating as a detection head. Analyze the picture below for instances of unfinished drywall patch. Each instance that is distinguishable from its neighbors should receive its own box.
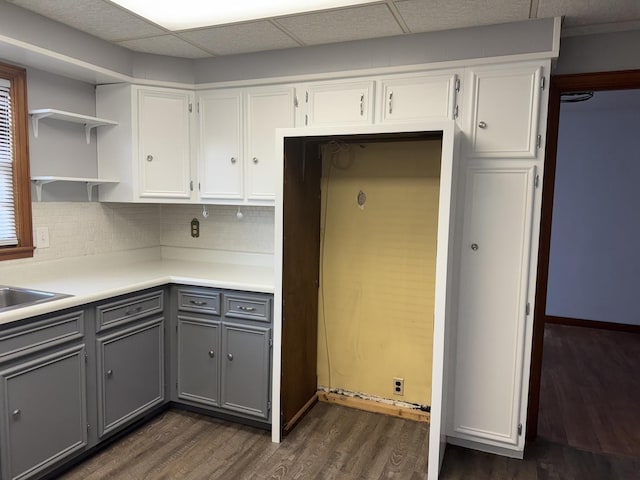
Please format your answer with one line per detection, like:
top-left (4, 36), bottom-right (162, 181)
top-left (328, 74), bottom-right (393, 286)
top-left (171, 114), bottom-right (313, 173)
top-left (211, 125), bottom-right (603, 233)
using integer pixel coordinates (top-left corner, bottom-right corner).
top-left (317, 139), bottom-right (441, 405)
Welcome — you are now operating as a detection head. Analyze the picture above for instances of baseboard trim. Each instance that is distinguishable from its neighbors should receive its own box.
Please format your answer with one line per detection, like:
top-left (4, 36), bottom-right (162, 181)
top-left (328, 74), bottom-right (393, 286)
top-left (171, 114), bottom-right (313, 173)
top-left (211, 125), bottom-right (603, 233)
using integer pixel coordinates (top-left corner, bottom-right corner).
top-left (546, 316), bottom-right (640, 334)
top-left (446, 436), bottom-right (524, 459)
top-left (283, 393), bottom-right (318, 434)
top-left (317, 391), bottom-right (430, 423)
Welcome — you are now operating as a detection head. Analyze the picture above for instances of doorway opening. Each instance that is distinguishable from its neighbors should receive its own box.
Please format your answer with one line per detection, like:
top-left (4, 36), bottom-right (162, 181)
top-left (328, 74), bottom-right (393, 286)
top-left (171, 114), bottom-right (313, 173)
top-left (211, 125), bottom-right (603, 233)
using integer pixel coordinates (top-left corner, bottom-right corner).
top-left (527, 71), bottom-right (640, 458)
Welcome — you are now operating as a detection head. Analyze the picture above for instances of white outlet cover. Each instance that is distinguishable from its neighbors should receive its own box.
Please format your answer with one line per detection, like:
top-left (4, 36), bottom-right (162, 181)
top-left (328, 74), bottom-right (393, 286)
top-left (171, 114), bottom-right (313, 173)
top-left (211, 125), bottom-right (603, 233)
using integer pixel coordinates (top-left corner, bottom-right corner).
top-left (36, 226), bottom-right (50, 249)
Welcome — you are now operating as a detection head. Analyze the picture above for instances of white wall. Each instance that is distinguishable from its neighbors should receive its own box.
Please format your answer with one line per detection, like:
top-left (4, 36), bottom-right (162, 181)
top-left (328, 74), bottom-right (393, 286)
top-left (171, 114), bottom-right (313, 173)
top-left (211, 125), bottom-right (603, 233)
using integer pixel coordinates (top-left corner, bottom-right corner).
top-left (546, 89), bottom-right (640, 326)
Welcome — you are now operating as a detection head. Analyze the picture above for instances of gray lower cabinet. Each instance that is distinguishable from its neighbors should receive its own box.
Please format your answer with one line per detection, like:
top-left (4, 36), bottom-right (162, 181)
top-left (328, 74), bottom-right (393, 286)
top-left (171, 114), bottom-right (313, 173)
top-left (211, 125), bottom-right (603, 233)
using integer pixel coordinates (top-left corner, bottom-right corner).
top-left (221, 322), bottom-right (271, 419)
top-left (0, 312), bottom-right (87, 480)
top-left (96, 317), bottom-right (165, 438)
top-left (177, 316), bottom-right (220, 406)
top-left (174, 287), bottom-right (272, 422)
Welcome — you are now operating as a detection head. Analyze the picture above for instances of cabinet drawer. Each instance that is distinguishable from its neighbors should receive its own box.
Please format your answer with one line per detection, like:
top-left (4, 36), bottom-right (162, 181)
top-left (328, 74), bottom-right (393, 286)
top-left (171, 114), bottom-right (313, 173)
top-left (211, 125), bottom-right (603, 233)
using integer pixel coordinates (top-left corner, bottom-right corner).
top-left (0, 312), bottom-right (84, 363)
top-left (224, 294), bottom-right (271, 323)
top-left (96, 291), bottom-right (164, 333)
top-left (178, 289), bottom-right (220, 315)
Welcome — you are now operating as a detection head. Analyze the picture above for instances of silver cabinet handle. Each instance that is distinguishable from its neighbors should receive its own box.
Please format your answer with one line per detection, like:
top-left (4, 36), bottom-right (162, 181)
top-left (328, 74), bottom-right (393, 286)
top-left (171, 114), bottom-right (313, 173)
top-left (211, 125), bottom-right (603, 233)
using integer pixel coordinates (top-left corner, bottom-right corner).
top-left (146, 154), bottom-right (153, 162)
top-left (189, 300), bottom-right (207, 306)
top-left (12, 409), bottom-right (21, 417)
top-left (208, 350), bottom-right (215, 358)
top-left (227, 353), bottom-right (233, 361)
top-left (388, 91), bottom-right (393, 115)
top-left (252, 157), bottom-right (258, 164)
top-left (360, 94), bottom-right (364, 116)
top-left (238, 305), bottom-right (256, 312)
top-left (471, 243), bottom-right (479, 251)
top-left (230, 157), bottom-right (237, 164)
top-left (478, 121), bottom-right (487, 129)
top-left (106, 369), bottom-right (113, 377)
top-left (125, 306), bottom-right (142, 316)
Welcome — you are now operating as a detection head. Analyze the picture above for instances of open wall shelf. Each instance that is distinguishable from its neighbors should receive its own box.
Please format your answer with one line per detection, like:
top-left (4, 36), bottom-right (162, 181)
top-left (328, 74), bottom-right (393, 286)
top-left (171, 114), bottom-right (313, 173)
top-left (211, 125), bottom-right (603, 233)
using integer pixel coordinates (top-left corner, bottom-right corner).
top-left (31, 176), bottom-right (119, 202)
top-left (29, 109), bottom-right (118, 144)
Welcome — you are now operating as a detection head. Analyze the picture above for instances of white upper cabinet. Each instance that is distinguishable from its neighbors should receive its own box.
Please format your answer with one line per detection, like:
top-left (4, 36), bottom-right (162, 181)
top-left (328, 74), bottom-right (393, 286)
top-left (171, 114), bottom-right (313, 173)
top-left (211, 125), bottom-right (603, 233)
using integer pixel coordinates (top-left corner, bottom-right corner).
top-left (97, 84), bottom-right (195, 203)
top-left (300, 80), bottom-right (374, 127)
top-left (465, 63), bottom-right (542, 158)
top-left (451, 164), bottom-right (536, 449)
top-left (245, 86), bottom-right (295, 200)
top-left (197, 85), bottom-right (295, 203)
top-left (376, 72), bottom-right (459, 124)
top-left (198, 89), bottom-right (244, 200)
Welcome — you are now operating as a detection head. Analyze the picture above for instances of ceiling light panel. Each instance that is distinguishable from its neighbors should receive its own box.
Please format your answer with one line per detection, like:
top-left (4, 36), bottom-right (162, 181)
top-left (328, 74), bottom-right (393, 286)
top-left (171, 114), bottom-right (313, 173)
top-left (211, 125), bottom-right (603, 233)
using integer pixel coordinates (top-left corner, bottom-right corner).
top-left (109, 0), bottom-right (380, 30)
top-left (10, 0), bottom-right (164, 41)
top-left (117, 35), bottom-right (211, 58)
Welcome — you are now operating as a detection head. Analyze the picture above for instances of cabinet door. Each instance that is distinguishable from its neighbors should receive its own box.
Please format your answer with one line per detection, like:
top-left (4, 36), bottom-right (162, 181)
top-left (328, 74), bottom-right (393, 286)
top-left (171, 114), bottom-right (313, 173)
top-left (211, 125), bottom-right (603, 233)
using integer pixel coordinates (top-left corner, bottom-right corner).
top-left (452, 165), bottom-right (535, 447)
top-left (305, 80), bottom-right (374, 127)
top-left (467, 65), bottom-right (542, 158)
top-left (198, 90), bottom-right (243, 200)
top-left (97, 318), bottom-right (164, 437)
top-left (221, 323), bottom-right (271, 419)
top-left (177, 317), bottom-right (220, 407)
top-left (138, 88), bottom-right (193, 198)
top-left (246, 86), bottom-right (295, 200)
top-left (0, 345), bottom-right (87, 480)
top-left (378, 73), bottom-right (458, 123)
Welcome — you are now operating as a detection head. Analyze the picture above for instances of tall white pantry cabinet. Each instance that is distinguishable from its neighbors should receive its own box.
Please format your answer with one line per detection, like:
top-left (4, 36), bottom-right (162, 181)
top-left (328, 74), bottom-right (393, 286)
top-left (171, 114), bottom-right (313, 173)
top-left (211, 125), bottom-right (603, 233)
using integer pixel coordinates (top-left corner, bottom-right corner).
top-left (447, 61), bottom-right (548, 456)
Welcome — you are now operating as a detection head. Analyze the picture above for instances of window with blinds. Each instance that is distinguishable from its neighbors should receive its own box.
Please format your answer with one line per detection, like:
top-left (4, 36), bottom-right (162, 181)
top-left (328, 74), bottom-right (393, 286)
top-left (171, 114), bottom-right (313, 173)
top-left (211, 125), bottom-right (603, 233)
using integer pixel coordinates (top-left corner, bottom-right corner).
top-left (0, 78), bottom-right (17, 247)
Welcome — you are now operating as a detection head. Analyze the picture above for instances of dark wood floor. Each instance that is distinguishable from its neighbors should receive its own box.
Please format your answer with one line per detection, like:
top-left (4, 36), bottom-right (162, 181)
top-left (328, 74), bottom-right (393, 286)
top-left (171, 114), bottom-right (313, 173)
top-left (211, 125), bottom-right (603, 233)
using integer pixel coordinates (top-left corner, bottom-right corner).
top-left (60, 403), bottom-right (430, 480)
top-left (538, 324), bottom-right (640, 458)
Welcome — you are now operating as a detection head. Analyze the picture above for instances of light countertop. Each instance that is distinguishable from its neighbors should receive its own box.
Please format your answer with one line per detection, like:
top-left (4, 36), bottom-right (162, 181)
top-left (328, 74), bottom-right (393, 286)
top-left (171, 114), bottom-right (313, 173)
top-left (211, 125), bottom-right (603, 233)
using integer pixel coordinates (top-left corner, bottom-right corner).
top-left (0, 247), bottom-right (275, 325)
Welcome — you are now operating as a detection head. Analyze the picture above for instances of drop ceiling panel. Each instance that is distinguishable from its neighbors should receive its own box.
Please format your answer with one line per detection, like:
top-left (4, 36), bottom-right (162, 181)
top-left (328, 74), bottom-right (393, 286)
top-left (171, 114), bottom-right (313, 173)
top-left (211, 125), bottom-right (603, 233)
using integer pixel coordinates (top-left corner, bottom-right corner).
top-left (537, 0), bottom-right (640, 27)
top-left (276, 4), bottom-right (404, 45)
top-left (394, 0), bottom-right (531, 33)
top-left (118, 35), bottom-right (211, 58)
top-left (180, 21), bottom-right (300, 56)
top-left (8, 0), bottom-right (165, 41)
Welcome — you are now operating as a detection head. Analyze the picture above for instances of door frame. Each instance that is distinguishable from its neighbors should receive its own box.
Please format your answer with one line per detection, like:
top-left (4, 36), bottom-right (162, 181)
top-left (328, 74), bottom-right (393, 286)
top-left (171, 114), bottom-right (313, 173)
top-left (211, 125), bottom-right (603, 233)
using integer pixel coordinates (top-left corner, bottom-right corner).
top-left (526, 69), bottom-right (640, 439)
top-left (273, 120), bottom-right (459, 480)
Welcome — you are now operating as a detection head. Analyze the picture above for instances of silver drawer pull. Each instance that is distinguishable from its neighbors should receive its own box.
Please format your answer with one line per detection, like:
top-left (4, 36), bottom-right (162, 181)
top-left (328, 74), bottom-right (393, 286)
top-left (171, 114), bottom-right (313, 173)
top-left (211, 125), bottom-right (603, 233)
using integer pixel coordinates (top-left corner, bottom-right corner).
top-left (189, 300), bottom-right (207, 306)
top-left (237, 305), bottom-right (256, 312)
top-left (471, 243), bottom-right (479, 251)
top-left (146, 154), bottom-right (153, 162)
top-left (12, 409), bottom-right (21, 418)
top-left (125, 306), bottom-right (142, 316)
top-left (208, 350), bottom-right (215, 358)
top-left (106, 369), bottom-right (113, 377)
top-left (230, 157), bottom-right (237, 164)
top-left (478, 121), bottom-right (487, 129)
top-left (227, 353), bottom-right (233, 361)
top-left (252, 157), bottom-right (259, 164)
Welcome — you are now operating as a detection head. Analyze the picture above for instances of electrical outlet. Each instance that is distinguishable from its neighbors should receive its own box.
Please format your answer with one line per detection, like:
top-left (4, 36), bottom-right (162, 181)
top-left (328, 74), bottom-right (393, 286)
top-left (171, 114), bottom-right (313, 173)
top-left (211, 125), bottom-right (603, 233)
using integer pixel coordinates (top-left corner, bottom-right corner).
top-left (190, 218), bottom-right (200, 238)
top-left (35, 226), bottom-right (50, 249)
top-left (393, 377), bottom-right (404, 396)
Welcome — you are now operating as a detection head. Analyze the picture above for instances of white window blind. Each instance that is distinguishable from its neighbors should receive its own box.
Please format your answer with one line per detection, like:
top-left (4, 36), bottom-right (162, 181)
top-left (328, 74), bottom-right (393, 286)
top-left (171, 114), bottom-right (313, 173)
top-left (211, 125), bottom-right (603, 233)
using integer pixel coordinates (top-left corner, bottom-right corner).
top-left (0, 77), bottom-right (17, 247)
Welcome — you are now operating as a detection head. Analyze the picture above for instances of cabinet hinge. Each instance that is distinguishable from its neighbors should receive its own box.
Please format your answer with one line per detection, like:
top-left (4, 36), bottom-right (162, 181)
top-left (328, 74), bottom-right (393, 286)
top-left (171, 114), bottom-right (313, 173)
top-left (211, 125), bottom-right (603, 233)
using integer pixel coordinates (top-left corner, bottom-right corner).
top-left (189, 103), bottom-right (193, 113)
top-left (197, 102), bottom-right (200, 113)
top-left (540, 76), bottom-right (546, 90)
top-left (453, 105), bottom-right (459, 119)
top-left (526, 302), bottom-right (531, 316)
top-left (535, 174), bottom-right (540, 188)
top-left (536, 134), bottom-right (542, 149)
top-left (454, 77), bottom-right (461, 92)
top-left (87, 424), bottom-right (90, 432)
top-left (190, 180), bottom-right (194, 192)
top-left (305, 91), bottom-right (309, 103)
top-left (269, 337), bottom-right (273, 348)
top-left (84, 353), bottom-right (88, 363)
top-left (305, 114), bottom-right (308, 126)
top-left (518, 423), bottom-right (523, 436)
top-left (294, 95), bottom-right (299, 108)
top-left (268, 401), bottom-right (271, 411)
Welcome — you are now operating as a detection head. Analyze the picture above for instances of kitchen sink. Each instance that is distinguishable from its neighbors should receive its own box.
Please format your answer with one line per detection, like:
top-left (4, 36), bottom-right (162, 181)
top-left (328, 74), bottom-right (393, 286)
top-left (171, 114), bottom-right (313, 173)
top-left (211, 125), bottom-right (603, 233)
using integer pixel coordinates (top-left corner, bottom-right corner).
top-left (0, 286), bottom-right (71, 312)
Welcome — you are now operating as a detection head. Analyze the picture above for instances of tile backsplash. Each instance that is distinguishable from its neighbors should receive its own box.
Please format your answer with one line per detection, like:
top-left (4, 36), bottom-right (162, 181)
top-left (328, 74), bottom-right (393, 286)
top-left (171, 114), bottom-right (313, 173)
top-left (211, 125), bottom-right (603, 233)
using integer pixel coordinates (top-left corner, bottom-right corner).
top-left (160, 204), bottom-right (274, 254)
top-left (20, 202), bottom-right (274, 264)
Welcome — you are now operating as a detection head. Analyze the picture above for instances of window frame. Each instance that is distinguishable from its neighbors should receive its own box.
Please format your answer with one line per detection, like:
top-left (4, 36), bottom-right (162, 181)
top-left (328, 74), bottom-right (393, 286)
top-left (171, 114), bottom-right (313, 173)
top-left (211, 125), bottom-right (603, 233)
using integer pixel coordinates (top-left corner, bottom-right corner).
top-left (0, 61), bottom-right (33, 261)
